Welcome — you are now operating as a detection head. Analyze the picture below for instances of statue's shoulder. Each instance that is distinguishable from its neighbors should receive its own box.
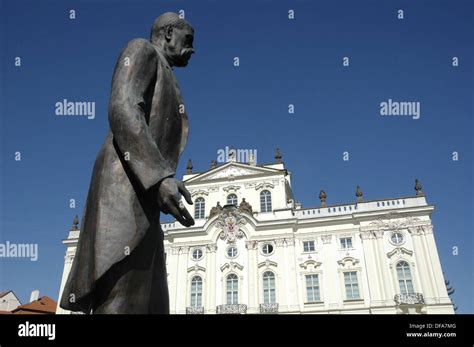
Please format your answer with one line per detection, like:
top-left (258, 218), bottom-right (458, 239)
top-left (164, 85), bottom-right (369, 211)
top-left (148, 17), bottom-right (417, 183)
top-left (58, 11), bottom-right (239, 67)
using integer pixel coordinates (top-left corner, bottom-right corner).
top-left (122, 38), bottom-right (157, 60)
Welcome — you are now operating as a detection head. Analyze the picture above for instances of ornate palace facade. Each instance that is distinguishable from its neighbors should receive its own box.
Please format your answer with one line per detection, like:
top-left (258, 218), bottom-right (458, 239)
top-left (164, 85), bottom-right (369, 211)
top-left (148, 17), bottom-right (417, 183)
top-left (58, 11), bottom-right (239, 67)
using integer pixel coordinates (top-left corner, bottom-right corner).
top-left (57, 153), bottom-right (454, 314)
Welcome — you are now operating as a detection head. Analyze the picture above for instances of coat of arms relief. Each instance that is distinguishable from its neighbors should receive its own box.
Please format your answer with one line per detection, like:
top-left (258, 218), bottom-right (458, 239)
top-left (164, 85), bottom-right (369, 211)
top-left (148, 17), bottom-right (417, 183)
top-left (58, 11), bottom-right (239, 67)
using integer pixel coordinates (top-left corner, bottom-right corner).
top-left (216, 205), bottom-right (246, 244)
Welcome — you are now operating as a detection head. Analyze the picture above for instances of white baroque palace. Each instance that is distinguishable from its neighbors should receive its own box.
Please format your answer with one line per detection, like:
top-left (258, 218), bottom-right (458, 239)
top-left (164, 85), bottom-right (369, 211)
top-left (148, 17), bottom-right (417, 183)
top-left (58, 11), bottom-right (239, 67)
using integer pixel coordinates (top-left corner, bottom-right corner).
top-left (57, 155), bottom-right (454, 314)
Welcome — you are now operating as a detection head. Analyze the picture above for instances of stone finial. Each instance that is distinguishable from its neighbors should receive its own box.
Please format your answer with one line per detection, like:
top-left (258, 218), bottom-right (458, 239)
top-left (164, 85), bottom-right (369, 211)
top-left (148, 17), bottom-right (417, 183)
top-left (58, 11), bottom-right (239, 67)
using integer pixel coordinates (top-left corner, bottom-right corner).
top-left (249, 152), bottom-right (256, 166)
top-left (275, 148), bottom-right (282, 164)
top-left (319, 190), bottom-right (327, 207)
top-left (71, 215), bottom-right (79, 231)
top-left (355, 186), bottom-right (363, 202)
top-left (415, 179), bottom-right (424, 196)
top-left (210, 160), bottom-right (217, 169)
top-left (186, 159), bottom-right (193, 174)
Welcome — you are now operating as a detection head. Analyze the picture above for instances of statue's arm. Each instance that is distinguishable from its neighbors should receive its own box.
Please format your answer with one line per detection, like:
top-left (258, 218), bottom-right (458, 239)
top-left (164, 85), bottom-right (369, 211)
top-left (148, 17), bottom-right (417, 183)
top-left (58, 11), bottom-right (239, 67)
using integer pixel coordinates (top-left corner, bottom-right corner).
top-left (108, 38), bottom-right (174, 191)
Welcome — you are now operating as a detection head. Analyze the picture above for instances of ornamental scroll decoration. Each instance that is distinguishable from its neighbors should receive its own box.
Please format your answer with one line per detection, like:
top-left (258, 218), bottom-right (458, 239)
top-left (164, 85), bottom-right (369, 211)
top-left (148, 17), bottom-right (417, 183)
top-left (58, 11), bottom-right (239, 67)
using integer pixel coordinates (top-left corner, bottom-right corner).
top-left (217, 205), bottom-right (246, 244)
top-left (361, 214), bottom-right (430, 239)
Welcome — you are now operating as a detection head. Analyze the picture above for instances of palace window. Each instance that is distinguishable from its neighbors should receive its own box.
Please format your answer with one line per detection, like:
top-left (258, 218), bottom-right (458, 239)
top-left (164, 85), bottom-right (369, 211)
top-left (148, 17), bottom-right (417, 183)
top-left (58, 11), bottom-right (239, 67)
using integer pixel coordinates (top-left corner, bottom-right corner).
top-left (344, 271), bottom-right (360, 300)
top-left (262, 271), bottom-right (276, 304)
top-left (192, 248), bottom-right (203, 261)
top-left (303, 241), bottom-right (315, 252)
top-left (391, 232), bottom-right (404, 245)
top-left (226, 274), bottom-right (238, 304)
top-left (227, 194), bottom-right (238, 206)
top-left (227, 246), bottom-right (238, 258)
top-left (190, 276), bottom-right (203, 308)
top-left (260, 190), bottom-right (272, 212)
top-left (340, 237), bottom-right (353, 249)
top-left (305, 274), bottom-right (320, 302)
top-left (396, 261), bottom-right (414, 295)
top-left (194, 197), bottom-right (205, 219)
top-left (261, 243), bottom-right (274, 255)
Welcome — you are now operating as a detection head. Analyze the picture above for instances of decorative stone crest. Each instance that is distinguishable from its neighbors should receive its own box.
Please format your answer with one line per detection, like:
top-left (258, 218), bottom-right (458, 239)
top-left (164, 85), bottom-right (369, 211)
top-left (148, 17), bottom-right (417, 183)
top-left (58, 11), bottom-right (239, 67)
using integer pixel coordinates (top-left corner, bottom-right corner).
top-left (321, 234), bottom-right (332, 244)
top-left (217, 205), bottom-right (246, 244)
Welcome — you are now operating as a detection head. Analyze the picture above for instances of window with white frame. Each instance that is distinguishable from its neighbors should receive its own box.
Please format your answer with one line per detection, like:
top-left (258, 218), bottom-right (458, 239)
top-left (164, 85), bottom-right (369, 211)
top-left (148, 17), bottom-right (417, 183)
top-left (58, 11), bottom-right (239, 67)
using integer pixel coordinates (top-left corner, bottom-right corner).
top-left (226, 246), bottom-right (238, 258)
top-left (194, 197), bottom-right (205, 219)
top-left (391, 232), bottom-right (404, 245)
top-left (305, 274), bottom-right (320, 302)
top-left (340, 237), bottom-right (353, 249)
top-left (227, 194), bottom-right (238, 205)
top-left (260, 190), bottom-right (272, 212)
top-left (396, 261), bottom-right (414, 295)
top-left (262, 271), bottom-right (276, 304)
top-left (226, 274), bottom-right (238, 304)
top-left (190, 276), bottom-right (202, 308)
top-left (192, 248), bottom-right (203, 261)
top-left (261, 243), bottom-right (274, 255)
top-left (303, 240), bottom-right (315, 252)
top-left (344, 271), bottom-right (360, 300)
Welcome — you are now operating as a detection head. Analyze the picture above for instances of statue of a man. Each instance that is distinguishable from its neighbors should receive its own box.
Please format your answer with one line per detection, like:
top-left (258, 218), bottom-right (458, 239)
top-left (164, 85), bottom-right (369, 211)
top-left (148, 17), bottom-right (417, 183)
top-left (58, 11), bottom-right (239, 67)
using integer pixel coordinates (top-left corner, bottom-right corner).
top-left (60, 12), bottom-right (196, 314)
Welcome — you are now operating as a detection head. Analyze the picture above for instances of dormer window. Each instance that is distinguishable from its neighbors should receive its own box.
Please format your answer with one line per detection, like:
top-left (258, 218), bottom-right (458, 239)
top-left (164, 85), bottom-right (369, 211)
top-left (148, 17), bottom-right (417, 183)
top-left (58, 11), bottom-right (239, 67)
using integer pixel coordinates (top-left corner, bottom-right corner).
top-left (260, 190), bottom-right (272, 212)
top-left (227, 194), bottom-right (238, 206)
top-left (194, 197), bottom-right (205, 219)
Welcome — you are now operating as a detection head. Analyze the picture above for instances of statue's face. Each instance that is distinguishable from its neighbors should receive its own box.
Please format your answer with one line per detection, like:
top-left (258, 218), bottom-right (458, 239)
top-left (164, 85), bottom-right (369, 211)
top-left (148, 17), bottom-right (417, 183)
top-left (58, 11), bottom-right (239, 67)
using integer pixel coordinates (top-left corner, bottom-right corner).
top-left (167, 26), bottom-right (194, 67)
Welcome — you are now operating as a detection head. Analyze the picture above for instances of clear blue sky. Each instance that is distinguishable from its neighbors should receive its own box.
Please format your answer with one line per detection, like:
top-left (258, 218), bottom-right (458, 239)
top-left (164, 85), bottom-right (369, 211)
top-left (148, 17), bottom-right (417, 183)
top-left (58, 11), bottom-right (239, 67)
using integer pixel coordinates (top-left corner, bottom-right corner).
top-left (0, 0), bottom-right (472, 313)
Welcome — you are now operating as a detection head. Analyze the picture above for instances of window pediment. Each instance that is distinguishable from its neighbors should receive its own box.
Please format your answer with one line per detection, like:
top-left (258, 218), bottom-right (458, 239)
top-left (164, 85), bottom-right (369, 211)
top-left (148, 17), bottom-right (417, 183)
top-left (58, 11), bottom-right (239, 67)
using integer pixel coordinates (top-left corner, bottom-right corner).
top-left (220, 261), bottom-right (244, 272)
top-left (299, 259), bottom-right (322, 270)
top-left (337, 256), bottom-right (360, 267)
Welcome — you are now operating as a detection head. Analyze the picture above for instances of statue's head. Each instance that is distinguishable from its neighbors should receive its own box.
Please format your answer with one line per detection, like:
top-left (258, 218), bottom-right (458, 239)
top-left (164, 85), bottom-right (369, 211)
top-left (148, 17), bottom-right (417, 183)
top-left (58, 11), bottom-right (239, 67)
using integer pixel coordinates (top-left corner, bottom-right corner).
top-left (150, 12), bottom-right (195, 67)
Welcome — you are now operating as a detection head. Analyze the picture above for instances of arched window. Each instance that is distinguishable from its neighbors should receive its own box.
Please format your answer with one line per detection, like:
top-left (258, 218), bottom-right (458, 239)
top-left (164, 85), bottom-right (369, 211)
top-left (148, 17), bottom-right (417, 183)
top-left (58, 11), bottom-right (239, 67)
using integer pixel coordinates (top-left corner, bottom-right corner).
top-left (190, 276), bottom-right (203, 308)
top-left (396, 261), bottom-right (414, 295)
top-left (227, 194), bottom-right (238, 206)
top-left (194, 197), bottom-right (205, 219)
top-left (260, 190), bottom-right (272, 212)
top-left (262, 271), bottom-right (276, 304)
top-left (226, 274), bottom-right (238, 304)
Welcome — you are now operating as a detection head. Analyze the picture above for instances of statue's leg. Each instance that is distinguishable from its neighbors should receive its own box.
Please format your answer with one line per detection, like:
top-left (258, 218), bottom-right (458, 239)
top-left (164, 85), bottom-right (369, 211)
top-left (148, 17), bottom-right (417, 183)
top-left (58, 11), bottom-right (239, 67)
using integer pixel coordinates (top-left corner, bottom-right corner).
top-left (92, 226), bottom-right (168, 314)
top-left (148, 225), bottom-right (169, 314)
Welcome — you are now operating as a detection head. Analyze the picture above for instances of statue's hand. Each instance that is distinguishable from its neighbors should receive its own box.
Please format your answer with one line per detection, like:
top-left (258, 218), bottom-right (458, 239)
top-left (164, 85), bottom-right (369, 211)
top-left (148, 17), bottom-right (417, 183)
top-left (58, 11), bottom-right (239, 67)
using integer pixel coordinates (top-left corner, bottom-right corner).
top-left (157, 177), bottom-right (195, 227)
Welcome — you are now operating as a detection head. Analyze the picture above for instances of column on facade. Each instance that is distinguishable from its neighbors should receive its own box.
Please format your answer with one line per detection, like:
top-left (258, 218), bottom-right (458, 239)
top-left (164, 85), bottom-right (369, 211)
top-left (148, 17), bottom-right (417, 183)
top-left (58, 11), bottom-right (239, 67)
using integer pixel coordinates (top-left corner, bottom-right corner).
top-left (422, 226), bottom-right (449, 300)
top-left (274, 238), bottom-right (287, 311)
top-left (360, 231), bottom-right (383, 305)
top-left (246, 240), bottom-right (258, 313)
top-left (409, 226), bottom-right (435, 300)
top-left (205, 243), bottom-right (217, 313)
top-left (374, 230), bottom-right (393, 302)
top-left (175, 246), bottom-right (189, 313)
top-left (285, 238), bottom-right (299, 312)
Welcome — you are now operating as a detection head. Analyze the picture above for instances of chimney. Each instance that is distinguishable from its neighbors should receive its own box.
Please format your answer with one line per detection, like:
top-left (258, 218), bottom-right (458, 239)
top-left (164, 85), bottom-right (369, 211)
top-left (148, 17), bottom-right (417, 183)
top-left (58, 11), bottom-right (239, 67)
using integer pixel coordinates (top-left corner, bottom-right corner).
top-left (30, 290), bottom-right (39, 302)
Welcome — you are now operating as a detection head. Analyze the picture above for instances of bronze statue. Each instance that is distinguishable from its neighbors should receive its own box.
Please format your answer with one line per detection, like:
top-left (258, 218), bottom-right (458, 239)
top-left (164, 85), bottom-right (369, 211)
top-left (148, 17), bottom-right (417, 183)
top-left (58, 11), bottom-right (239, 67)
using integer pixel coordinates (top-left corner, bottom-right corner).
top-left (60, 12), bottom-right (195, 314)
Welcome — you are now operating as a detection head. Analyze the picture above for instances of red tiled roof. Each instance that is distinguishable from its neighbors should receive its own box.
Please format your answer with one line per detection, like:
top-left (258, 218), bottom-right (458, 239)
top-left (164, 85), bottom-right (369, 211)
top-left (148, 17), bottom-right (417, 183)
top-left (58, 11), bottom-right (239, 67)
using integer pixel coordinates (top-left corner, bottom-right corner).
top-left (11, 296), bottom-right (57, 315)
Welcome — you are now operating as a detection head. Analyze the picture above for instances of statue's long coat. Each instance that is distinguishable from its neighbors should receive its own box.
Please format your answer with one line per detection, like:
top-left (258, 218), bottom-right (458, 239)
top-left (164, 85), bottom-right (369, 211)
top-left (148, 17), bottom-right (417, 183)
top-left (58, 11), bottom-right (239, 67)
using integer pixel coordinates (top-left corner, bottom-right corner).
top-left (60, 38), bottom-right (188, 312)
